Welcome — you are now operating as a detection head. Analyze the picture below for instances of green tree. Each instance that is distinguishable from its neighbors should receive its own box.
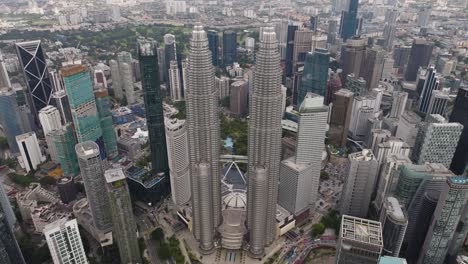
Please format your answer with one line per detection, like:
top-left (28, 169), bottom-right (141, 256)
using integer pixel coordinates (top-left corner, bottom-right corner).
top-left (157, 242), bottom-right (171, 260)
top-left (320, 171), bottom-right (330, 180)
top-left (39, 176), bottom-right (57, 185)
top-left (151, 227), bottom-right (165, 242)
top-left (0, 136), bottom-right (8, 148)
top-left (312, 223), bottom-right (326, 237)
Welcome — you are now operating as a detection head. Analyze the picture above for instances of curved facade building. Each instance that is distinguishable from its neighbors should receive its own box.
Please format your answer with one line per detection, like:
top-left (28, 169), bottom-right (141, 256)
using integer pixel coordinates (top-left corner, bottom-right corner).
top-left (185, 25), bottom-right (221, 253)
top-left (165, 118), bottom-right (191, 206)
top-left (75, 141), bottom-right (112, 232)
top-left (380, 197), bottom-right (407, 257)
top-left (247, 27), bottom-right (283, 257)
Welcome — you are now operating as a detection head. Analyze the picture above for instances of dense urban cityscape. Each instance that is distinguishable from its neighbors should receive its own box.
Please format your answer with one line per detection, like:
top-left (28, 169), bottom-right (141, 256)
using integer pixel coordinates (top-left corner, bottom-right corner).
top-left (0, 0), bottom-right (466, 263)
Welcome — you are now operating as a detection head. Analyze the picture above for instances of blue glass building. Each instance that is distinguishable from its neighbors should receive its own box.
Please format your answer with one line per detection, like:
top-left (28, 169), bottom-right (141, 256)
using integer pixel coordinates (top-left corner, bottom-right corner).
top-left (339, 0), bottom-right (359, 41)
top-left (222, 31), bottom-right (237, 66)
top-left (297, 49), bottom-right (330, 106)
top-left (208, 30), bottom-right (219, 66)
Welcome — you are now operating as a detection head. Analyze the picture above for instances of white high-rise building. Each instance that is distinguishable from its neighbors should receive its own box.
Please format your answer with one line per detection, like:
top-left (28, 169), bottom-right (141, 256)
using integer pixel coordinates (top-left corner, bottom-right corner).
top-left (120, 62), bottom-right (135, 105)
top-left (340, 149), bottom-right (379, 218)
top-left (181, 59), bottom-right (188, 95)
top-left (215, 76), bottom-right (230, 100)
top-left (390, 91), bottom-right (408, 119)
top-left (165, 118), bottom-right (191, 206)
top-left (169, 60), bottom-right (183, 101)
top-left (44, 218), bottom-right (88, 264)
top-left (278, 93), bottom-right (328, 215)
top-left (39, 105), bottom-right (62, 161)
top-left (16, 132), bottom-right (45, 172)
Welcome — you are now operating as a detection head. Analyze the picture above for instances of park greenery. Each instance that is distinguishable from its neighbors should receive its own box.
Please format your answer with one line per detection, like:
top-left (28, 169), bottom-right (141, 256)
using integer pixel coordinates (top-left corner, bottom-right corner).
top-left (220, 113), bottom-right (248, 155)
top-left (18, 234), bottom-right (52, 264)
top-left (312, 223), bottom-right (326, 238)
top-left (151, 228), bottom-right (186, 263)
top-left (8, 173), bottom-right (35, 187)
top-left (173, 100), bottom-right (186, 120)
top-left (320, 210), bottom-right (341, 234)
top-left (320, 170), bottom-right (330, 180)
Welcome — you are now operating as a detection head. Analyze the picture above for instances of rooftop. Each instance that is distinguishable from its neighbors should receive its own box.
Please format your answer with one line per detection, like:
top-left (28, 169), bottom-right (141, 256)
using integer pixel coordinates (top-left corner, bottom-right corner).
top-left (105, 168), bottom-right (126, 183)
top-left (341, 215), bottom-right (382, 246)
top-left (75, 141), bottom-right (100, 158)
top-left (385, 197), bottom-right (406, 222)
top-left (378, 256), bottom-right (408, 264)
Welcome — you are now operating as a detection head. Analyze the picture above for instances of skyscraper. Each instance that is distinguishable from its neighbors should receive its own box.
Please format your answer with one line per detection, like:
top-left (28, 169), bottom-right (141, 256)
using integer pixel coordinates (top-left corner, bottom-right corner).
top-left (389, 91), bottom-right (408, 119)
top-left (94, 88), bottom-right (118, 159)
top-left (185, 26), bottom-right (221, 253)
top-left (345, 74), bottom-right (367, 96)
top-left (207, 30), bottom-right (219, 66)
top-left (417, 177), bottom-right (468, 264)
top-left (169, 60), bottom-right (183, 101)
top-left (360, 47), bottom-right (386, 90)
top-left (298, 49), bottom-right (330, 106)
top-left (292, 29), bottom-right (314, 73)
top-left (75, 141), bottom-right (112, 232)
top-left (109, 59), bottom-right (124, 100)
top-left (329, 89), bottom-right (354, 147)
top-left (15, 40), bottom-right (53, 117)
top-left (138, 38), bottom-right (169, 175)
top-left (380, 197), bottom-right (407, 257)
top-left (339, 0), bottom-right (359, 41)
top-left (337, 215), bottom-right (383, 264)
top-left (418, 66), bottom-right (439, 113)
top-left (412, 114), bottom-right (462, 169)
top-left (164, 34), bottom-right (177, 85)
top-left (39, 105), bottom-right (62, 161)
top-left (105, 168), bottom-right (141, 264)
top-left (0, 210), bottom-right (26, 264)
top-left (404, 39), bottom-right (433, 81)
top-left (285, 24), bottom-right (298, 77)
top-left (426, 89), bottom-right (449, 116)
top-left (229, 80), bottom-right (248, 117)
top-left (0, 183), bottom-right (15, 228)
top-left (62, 65), bottom-right (106, 160)
top-left (223, 31), bottom-right (237, 66)
top-left (278, 93), bottom-right (328, 215)
top-left (0, 89), bottom-right (23, 153)
top-left (44, 218), bottom-right (88, 264)
top-left (120, 62), bottom-right (135, 105)
top-left (16, 132), bottom-right (45, 172)
top-left (450, 87), bottom-right (468, 175)
top-left (325, 71), bottom-right (342, 105)
top-left (247, 27), bottom-right (282, 257)
top-left (340, 37), bottom-right (366, 83)
top-left (51, 124), bottom-right (79, 176)
top-left (340, 149), bottom-right (379, 218)
top-left (165, 118), bottom-right (191, 206)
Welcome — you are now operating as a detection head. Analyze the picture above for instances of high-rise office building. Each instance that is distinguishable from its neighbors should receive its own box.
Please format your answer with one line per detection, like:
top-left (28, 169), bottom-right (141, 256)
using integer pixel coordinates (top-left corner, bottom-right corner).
top-left (0, 89), bottom-right (23, 153)
top-left (393, 46), bottom-right (411, 74)
top-left (337, 215), bottom-right (383, 264)
top-left (16, 132), bottom-right (45, 172)
top-left (138, 38), bottom-right (169, 175)
top-left (380, 197), bottom-right (407, 257)
top-left (169, 60), bottom-right (183, 101)
top-left (247, 27), bottom-right (282, 257)
top-left (285, 24), bottom-right (298, 77)
top-left (51, 87), bottom-right (72, 125)
top-left (51, 124), bottom-right (79, 176)
top-left (0, 209), bottom-right (26, 264)
top-left (298, 49), bottom-right (330, 106)
top-left (412, 114), bottom-right (463, 169)
top-left (0, 183), bottom-right (15, 228)
top-left (426, 89), bottom-right (449, 116)
top-left (207, 30), bottom-right (219, 66)
top-left (215, 76), bottom-right (230, 100)
top-left (382, 24), bottom-right (396, 51)
top-left (94, 88), bottom-right (118, 159)
top-left (39, 105), bottom-right (62, 161)
top-left (395, 111), bottom-right (422, 149)
top-left (418, 66), bottom-right (439, 113)
top-left (44, 218), bottom-right (88, 264)
top-left (339, 0), bottom-right (359, 41)
top-left (185, 26), bottom-right (221, 253)
top-left (309, 15), bottom-right (318, 32)
top-left (109, 59), bottom-right (124, 100)
top-left (446, 204), bottom-right (468, 264)
top-left (105, 168), bottom-right (141, 264)
top-left (389, 91), bottom-right (408, 119)
top-left (292, 28), bottom-right (313, 71)
top-left (278, 94), bottom-right (328, 215)
top-left (325, 71), bottom-right (342, 105)
top-left (57, 177), bottom-right (78, 204)
top-left (229, 80), bottom-right (248, 117)
top-left (329, 89), bottom-right (354, 147)
top-left (417, 177), bottom-right (468, 264)
top-left (340, 149), bottom-right (379, 218)
top-left (360, 47), bottom-right (386, 90)
top-left (164, 34), bottom-right (177, 85)
top-left (165, 118), bottom-right (191, 206)
top-left (349, 90), bottom-right (382, 140)
top-left (120, 62), bottom-right (135, 105)
top-left (374, 154), bottom-right (412, 214)
top-left (223, 30), bottom-right (237, 66)
top-left (417, 6), bottom-right (431, 28)
top-left (75, 141), bottom-right (112, 232)
top-left (0, 51), bottom-right (11, 89)
top-left (15, 40), bottom-right (53, 117)
top-left (62, 65), bottom-right (106, 160)
top-left (450, 87), bottom-right (468, 175)
top-left (404, 39), bottom-right (433, 81)
top-left (327, 19), bottom-right (339, 45)
top-left (345, 73), bottom-right (367, 96)
top-left (340, 37), bottom-right (366, 83)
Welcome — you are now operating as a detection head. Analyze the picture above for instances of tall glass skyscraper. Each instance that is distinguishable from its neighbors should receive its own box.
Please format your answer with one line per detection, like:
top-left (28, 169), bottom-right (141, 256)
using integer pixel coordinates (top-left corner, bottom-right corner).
top-left (62, 65), bottom-right (106, 160)
top-left (339, 0), bottom-right (359, 41)
top-left (207, 30), bottom-right (219, 66)
top-left (185, 25), bottom-right (221, 254)
top-left (404, 39), bottom-right (433, 82)
top-left (449, 87), bottom-right (468, 175)
top-left (51, 124), bottom-right (79, 177)
top-left (94, 89), bottom-right (118, 159)
top-left (0, 89), bottom-right (23, 153)
top-left (222, 30), bottom-right (237, 66)
top-left (164, 34), bottom-right (177, 87)
top-left (247, 27), bottom-right (283, 257)
top-left (285, 24), bottom-right (298, 77)
top-left (15, 40), bottom-right (53, 118)
top-left (138, 38), bottom-right (169, 175)
top-left (298, 49), bottom-right (330, 106)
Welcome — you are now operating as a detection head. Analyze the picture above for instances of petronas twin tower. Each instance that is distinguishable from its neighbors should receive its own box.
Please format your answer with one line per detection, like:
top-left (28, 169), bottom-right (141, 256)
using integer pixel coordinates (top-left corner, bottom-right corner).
top-left (186, 25), bottom-right (282, 257)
